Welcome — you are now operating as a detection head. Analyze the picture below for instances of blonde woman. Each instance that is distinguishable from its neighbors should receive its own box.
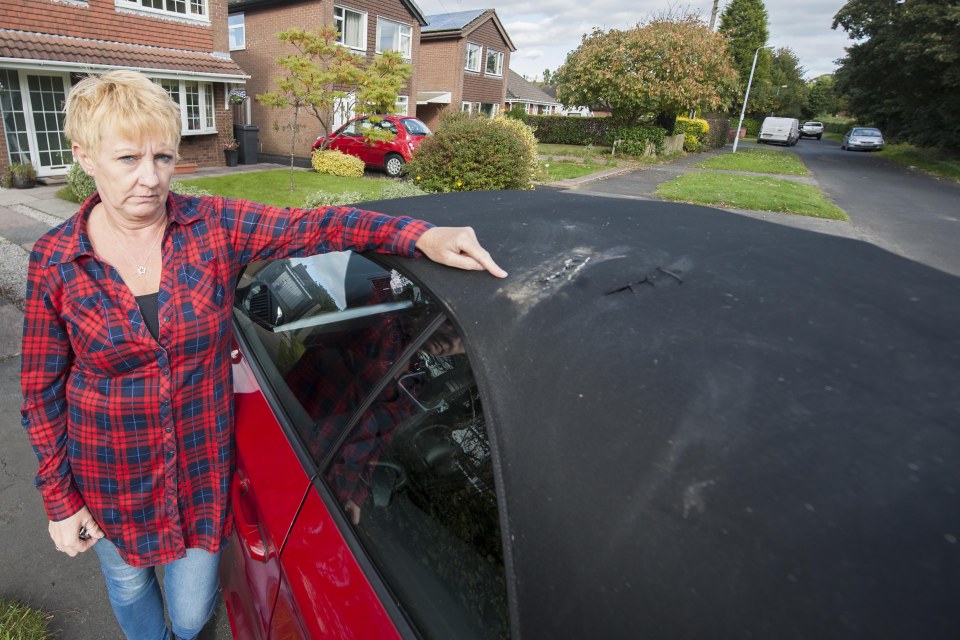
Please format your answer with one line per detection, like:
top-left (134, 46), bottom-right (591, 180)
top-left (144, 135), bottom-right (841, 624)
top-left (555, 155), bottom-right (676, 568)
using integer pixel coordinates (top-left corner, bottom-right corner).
top-left (20, 70), bottom-right (505, 640)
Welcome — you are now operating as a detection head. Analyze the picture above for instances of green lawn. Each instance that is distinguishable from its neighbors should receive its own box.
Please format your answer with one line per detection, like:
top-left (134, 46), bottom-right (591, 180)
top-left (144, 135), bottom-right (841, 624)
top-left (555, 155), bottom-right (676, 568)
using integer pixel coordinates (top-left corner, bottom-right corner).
top-left (656, 172), bottom-right (848, 220)
top-left (177, 169), bottom-right (392, 207)
top-left (540, 160), bottom-right (615, 181)
top-left (695, 148), bottom-right (809, 175)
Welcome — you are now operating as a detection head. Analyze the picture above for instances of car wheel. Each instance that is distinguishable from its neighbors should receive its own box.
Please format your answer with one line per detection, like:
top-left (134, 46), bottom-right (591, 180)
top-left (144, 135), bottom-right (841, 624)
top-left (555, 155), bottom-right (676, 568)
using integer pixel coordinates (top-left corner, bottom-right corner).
top-left (817, 134), bottom-right (822, 140)
top-left (384, 154), bottom-right (405, 178)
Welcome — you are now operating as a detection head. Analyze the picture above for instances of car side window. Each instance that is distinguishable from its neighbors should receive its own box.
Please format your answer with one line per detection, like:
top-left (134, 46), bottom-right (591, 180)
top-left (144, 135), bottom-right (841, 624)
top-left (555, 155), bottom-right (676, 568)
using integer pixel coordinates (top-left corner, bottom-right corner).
top-left (325, 321), bottom-right (509, 640)
top-left (377, 119), bottom-right (398, 135)
top-left (232, 252), bottom-right (440, 467)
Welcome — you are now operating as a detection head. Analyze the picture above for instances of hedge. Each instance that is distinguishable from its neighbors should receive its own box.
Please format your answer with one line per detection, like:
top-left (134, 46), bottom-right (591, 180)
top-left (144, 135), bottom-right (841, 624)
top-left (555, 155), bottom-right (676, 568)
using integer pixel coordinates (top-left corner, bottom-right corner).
top-left (525, 115), bottom-right (619, 145)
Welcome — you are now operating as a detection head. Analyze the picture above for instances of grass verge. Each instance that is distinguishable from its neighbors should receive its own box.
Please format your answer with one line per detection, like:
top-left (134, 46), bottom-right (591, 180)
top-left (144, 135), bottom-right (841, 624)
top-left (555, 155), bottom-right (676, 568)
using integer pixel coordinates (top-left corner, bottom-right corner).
top-left (656, 172), bottom-right (848, 220)
top-left (695, 148), bottom-right (809, 175)
top-left (0, 598), bottom-right (53, 640)
top-left (879, 143), bottom-right (960, 182)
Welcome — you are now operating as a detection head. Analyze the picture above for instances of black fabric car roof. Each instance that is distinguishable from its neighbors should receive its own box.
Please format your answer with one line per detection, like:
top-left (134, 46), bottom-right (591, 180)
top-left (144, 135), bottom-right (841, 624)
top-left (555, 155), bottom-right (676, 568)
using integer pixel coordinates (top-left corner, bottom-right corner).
top-left (373, 190), bottom-right (960, 639)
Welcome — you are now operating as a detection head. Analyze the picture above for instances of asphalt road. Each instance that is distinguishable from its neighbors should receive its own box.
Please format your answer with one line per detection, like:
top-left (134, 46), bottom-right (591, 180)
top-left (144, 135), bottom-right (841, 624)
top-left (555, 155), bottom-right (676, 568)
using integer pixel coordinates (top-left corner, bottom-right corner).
top-left (789, 136), bottom-right (960, 277)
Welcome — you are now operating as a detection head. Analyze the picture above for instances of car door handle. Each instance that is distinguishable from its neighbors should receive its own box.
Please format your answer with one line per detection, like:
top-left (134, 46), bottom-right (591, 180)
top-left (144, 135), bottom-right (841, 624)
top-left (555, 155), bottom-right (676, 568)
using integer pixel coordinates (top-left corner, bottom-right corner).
top-left (232, 469), bottom-right (274, 562)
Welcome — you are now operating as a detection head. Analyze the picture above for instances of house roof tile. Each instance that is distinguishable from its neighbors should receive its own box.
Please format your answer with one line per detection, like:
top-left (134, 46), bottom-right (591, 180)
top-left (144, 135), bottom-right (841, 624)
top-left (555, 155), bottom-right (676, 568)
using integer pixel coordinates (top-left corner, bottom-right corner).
top-left (506, 70), bottom-right (557, 105)
top-left (0, 29), bottom-right (248, 81)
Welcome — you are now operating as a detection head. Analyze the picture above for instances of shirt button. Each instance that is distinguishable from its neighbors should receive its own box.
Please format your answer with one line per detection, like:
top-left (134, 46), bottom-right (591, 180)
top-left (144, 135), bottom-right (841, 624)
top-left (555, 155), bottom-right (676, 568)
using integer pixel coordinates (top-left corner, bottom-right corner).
top-left (165, 426), bottom-right (172, 433)
top-left (163, 316), bottom-right (171, 323)
top-left (162, 369), bottom-right (170, 376)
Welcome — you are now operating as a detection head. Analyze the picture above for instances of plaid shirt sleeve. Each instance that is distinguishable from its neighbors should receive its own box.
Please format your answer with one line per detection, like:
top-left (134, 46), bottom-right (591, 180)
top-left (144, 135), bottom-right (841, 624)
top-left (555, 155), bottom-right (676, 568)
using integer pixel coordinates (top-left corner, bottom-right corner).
top-left (212, 197), bottom-right (434, 268)
top-left (20, 246), bottom-right (86, 521)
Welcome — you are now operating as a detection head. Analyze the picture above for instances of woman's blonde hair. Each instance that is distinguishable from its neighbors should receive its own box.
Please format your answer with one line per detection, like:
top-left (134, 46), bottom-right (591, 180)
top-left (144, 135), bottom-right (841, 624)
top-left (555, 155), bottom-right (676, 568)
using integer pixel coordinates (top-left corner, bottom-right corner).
top-left (64, 70), bottom-right (182, 156)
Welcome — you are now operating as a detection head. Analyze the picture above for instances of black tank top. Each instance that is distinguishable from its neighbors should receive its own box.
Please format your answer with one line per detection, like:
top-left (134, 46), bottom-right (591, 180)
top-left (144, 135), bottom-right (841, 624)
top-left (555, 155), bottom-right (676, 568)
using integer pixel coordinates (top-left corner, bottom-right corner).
top-left (135, 292), bottom-right (160, 341)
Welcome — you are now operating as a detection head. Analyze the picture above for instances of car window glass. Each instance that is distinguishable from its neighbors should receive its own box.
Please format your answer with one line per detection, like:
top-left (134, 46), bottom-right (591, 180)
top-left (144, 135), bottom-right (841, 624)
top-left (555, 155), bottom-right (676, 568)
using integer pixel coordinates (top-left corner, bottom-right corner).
top-left (377, 119), bottom-right (398, 135)
top-left (401, 118), bottom-right (431, 136)
top-left (233, 252), bottom-right (439, 466)
top-left (325, 322), bottom-right (509, 640)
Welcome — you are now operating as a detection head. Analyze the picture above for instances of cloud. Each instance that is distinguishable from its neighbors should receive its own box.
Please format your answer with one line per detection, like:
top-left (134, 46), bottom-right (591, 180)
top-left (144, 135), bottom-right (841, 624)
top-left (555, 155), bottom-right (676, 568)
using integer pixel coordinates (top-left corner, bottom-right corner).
top-left (419, 0), bottom-right (854, 80)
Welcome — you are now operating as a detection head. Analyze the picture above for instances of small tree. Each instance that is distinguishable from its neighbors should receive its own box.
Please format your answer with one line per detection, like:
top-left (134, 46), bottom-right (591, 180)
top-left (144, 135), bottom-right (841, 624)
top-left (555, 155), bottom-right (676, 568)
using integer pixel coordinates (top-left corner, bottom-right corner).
top-left (258, 27), bottom-right (411, 190)
top-left (554, 14), bottom-right (739, 127)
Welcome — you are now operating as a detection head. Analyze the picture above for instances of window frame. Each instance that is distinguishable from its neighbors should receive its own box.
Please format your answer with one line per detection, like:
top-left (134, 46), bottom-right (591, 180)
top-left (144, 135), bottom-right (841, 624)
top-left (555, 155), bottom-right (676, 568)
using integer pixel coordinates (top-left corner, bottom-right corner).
top-left (115, 0), bottom-right (209, 22)
top-left (484, 49), bottom-right (504, 77)
top-left (376, 17), bottom-right (412, 59)
top-left (394, 95), bottom-right (409, 116)
top-left (228, 13), bottom-right (245, 50)
top-left (335, 5), bottom-right (368, 51)
top-left (153, 78), bottom-right (218, 136)
top-left (465, 42), bottom-right (482, 73)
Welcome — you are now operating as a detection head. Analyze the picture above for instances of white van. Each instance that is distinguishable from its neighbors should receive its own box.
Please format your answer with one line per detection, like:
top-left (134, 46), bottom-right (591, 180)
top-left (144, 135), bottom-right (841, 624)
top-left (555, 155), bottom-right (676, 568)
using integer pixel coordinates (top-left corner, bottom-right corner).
top-left (757, 117), bottom-right (800, 146)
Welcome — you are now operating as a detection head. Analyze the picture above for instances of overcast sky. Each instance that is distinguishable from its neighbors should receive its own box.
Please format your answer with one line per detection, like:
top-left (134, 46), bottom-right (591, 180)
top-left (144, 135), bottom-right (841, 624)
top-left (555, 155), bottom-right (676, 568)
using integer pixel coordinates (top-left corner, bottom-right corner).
top-left (415, 0), bottom-right (853, 81)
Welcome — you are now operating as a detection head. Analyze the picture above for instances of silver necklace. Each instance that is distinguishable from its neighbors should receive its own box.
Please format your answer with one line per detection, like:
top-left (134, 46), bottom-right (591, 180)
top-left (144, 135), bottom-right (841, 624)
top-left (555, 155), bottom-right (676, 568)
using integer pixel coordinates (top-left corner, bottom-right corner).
top-left (107, 216), bottom-right (167, 276)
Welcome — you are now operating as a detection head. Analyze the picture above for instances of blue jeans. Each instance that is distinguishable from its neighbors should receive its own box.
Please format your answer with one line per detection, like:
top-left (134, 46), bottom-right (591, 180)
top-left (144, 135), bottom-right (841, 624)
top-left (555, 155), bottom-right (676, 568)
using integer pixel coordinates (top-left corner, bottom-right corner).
top-left (94, 539), bottom-right (221, 640)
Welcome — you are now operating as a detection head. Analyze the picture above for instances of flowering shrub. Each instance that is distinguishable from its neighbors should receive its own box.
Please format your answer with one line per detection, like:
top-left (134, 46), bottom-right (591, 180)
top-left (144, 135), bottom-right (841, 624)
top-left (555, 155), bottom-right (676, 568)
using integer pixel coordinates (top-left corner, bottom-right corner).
top-left (675, 116), bottom-right (710, 152)
top-left (311, 149), bottom-right (365, 177)
top-left (223, 137), bottom-right (239, 151)
top-left (407, 112), bottom-right (540, 192)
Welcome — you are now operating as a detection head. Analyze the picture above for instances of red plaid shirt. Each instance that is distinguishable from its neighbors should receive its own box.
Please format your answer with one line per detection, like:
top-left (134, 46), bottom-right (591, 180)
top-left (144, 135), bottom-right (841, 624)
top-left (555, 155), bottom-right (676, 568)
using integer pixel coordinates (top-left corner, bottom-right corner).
top-left (20, 191), bottom-right (431, 568)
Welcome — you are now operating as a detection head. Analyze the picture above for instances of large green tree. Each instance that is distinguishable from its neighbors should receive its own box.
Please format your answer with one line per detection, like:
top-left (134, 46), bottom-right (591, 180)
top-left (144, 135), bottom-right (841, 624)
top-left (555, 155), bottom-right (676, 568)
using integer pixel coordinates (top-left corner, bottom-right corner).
top-left (718, 0), bottom-right (770, 88)
top-left (833, 0), bottom-right (960, 148)
top-left (554, 15), bottom-right (739, 127)
top-left (802, 75), bottom-right (841, 120)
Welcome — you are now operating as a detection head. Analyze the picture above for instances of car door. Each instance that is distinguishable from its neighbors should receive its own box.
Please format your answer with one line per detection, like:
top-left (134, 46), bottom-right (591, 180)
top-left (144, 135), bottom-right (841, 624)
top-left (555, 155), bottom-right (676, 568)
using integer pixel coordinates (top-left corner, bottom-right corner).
top-left (226, 250), bottom-right (512, 639)
top-left (329, 119), bottom-right (364, 161)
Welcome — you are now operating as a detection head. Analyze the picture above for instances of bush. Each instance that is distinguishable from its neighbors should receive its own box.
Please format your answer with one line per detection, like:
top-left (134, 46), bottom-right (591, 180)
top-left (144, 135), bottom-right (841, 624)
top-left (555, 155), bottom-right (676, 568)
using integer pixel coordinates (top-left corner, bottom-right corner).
top-left (495, 115), bottom-right (547, 182)
top-left (703, 118), bottom-right (731, 149)
top-left (302, 190), bottom-right (364, 208)
top-left (169, 180), bottom-right (213, 197)
top-left (380, 181), bottom-right (429, 199)
top-left (67, 162), bottom-right (97, 201)
top-left (504, 105), bottom-right (529, 121)
top-left (311, 149), bottom-right (365, 177)
top-left (608, 125), bottom-right (667, 157)
top-left (675, 116), bottom-right (710, 152)
top-left (407, 112), bottom-right (540, 192)
top-left (525, 115), bottom-right (618, 145)
top-left (741, 117), bottom-right (762, 137)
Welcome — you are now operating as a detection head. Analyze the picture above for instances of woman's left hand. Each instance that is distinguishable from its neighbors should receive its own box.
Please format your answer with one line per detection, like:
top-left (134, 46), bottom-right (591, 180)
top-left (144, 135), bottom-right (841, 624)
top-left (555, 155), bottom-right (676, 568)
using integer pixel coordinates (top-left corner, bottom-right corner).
top-left (415, 227), bottom-right (507, 278)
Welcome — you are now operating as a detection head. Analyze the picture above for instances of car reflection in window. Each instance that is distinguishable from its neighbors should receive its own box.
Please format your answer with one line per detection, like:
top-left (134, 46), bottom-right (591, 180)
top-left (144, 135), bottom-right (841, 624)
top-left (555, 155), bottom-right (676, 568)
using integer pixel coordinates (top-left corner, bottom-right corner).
top-left (326, 320), bottom-right (509, 640)
top-left (233, 251), bottom-right (508, 639)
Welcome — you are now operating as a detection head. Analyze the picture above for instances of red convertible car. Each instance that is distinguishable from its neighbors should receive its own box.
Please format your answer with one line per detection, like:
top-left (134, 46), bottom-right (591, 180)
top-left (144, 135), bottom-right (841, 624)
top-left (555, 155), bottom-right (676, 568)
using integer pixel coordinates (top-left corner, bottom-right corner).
top-left (221, 190), bottom-right (960, 639)
top-left (311, 115), bottom-right (431, 178)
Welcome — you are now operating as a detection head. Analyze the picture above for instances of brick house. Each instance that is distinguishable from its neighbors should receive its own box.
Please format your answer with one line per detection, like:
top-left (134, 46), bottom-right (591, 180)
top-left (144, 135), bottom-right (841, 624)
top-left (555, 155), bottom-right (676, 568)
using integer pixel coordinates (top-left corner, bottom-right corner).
top-left (505, 70), bottom-right (558, 116)
top-left (416, 9), bottom-right (514, 131)
top-left (227, 0), bottom-right (427, 160)
top-left (0, 0), bottom-right (248, 180)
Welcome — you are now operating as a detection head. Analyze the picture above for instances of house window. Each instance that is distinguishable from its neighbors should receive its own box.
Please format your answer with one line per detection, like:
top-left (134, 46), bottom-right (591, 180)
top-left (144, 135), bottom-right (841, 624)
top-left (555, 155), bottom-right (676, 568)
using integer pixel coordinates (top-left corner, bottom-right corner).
top-left (465, 43), bottom-right (481, 72)
top-left (153, 78), bottom-right (217, 135)
top-left (229, 13), bottom-right (245, 50)
top-left (377, 18), bottom-right (412, 58)
top-left (485, 49), bottom-right (503, 76)
top-left (0, 69), bottom-right (30, 165)
top-left (394, 95), bottom-right (409, 115)
top-left (116, 0), bottom-right (208, 21)
top-left (335, 6), bottom-right (367, 51)
top-left (333, 93), bottom-right (356, 130)
top-left (461, 102), bottom-right (471, 114)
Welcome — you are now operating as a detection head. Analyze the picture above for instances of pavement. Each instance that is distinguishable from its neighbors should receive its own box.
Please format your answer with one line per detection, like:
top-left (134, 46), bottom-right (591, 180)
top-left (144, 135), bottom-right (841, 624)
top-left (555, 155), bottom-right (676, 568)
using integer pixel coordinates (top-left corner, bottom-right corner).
top-left (0, 149), bottom-right (856, 638)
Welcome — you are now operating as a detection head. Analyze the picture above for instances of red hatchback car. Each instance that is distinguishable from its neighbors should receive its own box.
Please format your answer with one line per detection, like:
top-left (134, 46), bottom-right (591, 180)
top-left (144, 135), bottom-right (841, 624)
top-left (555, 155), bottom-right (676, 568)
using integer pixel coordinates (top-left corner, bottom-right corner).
top-left (311, 115), bottom-right (431, 177)
top-left (221, 191), bottom-right (960, 639)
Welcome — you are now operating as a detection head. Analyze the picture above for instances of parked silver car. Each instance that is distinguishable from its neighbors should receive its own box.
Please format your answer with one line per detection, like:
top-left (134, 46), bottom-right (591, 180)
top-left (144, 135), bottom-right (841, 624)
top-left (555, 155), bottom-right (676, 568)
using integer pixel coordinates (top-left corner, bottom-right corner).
top-left (842, 127), bottom-right (885, 151)
top-left (800, 121), bottom-right (824, 139)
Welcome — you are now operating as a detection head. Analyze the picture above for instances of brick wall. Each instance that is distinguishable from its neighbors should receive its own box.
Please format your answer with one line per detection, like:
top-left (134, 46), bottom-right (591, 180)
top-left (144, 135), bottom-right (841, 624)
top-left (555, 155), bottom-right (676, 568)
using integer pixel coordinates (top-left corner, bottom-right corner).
top-left (0, 0), bottom-right (222, 52)
top-left (232, 0), bottom-right (422, 158)
top-left (461, 19), bottom-right (509, 107)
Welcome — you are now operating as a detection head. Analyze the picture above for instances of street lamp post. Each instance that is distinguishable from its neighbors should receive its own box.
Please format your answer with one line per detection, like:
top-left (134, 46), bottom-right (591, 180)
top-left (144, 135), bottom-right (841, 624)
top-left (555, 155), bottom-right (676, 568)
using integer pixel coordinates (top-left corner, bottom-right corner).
top-left (733, 45), bottom-right (774, 153)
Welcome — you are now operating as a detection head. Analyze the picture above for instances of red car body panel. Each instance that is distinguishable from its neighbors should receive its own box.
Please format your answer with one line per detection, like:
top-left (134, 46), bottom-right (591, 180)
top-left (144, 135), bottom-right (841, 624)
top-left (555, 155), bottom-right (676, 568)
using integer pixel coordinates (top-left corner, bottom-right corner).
top-left (311, 115), bottom-right (429, 170)
top-left (222, 357), bottom-right (402, 639)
